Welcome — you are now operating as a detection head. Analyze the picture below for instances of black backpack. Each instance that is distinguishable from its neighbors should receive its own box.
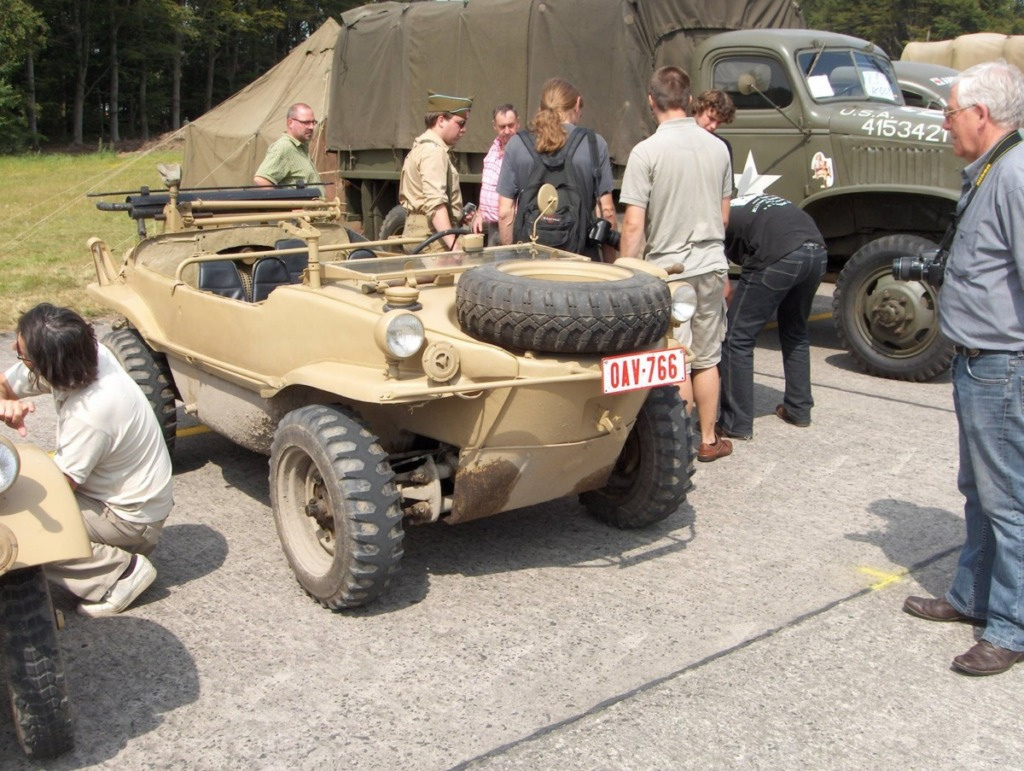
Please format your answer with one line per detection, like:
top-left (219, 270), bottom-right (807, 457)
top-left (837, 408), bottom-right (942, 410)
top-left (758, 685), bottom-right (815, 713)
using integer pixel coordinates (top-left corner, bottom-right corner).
top-left (512, 127), bottom-right (599, 256)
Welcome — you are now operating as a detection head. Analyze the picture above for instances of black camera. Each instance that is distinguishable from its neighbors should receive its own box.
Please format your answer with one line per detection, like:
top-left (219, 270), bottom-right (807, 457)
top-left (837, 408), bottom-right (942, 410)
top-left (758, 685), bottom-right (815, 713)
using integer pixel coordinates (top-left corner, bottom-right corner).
top-left (588, 218), bottom-right (621, 250)
top-left (892, 248), bottom-right (946, 288)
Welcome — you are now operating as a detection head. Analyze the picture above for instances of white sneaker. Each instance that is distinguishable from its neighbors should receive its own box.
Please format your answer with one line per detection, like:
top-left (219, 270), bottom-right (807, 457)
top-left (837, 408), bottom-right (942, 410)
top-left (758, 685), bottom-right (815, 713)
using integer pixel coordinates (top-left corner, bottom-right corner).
top-left (78, 555), bottom-right (157, 617)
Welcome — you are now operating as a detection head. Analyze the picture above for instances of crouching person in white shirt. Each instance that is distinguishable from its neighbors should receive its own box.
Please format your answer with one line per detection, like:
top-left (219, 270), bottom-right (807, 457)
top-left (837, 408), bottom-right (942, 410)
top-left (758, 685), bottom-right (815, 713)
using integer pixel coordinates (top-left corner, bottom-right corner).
top-left (1, 304), bottom-right (173, 617)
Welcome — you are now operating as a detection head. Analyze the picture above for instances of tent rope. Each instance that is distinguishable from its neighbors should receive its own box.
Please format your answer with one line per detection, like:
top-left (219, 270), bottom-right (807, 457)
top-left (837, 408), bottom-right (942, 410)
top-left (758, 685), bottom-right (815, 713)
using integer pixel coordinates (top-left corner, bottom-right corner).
top-left (1, 128), bottom-right (187, 252)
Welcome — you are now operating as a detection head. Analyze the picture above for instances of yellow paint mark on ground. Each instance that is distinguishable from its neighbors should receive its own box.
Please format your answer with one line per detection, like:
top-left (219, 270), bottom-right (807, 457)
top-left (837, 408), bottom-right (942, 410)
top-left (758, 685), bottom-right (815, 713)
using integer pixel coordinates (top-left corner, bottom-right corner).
top-left (858, 565), bottom-right (907, 590)
top-left (176, 424), bottom-right (211, 438)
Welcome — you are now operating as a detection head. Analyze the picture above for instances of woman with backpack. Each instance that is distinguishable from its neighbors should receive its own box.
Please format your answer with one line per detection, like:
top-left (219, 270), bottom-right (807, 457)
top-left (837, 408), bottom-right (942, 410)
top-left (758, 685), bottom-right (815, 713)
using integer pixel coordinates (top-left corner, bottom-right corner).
top-left (496, 78), bottom-right (617, 261)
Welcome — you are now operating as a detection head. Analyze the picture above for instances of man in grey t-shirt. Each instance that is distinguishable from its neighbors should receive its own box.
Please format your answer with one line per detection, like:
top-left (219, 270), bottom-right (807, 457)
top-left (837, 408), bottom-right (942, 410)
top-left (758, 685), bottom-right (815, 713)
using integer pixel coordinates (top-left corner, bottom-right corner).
top-left (618, 66), bottom-right (733, 463)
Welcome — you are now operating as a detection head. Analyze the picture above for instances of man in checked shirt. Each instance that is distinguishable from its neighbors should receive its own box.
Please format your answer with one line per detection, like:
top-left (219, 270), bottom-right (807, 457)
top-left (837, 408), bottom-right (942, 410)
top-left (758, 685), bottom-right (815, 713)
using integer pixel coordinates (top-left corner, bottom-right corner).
top-left (472, 104), bottom-right (520, 245)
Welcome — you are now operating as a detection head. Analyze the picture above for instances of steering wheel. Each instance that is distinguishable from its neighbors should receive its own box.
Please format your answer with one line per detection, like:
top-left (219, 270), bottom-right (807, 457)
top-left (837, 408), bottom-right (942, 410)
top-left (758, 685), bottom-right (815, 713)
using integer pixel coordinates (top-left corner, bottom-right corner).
top-left (411, 227), bottom-right (471, 255)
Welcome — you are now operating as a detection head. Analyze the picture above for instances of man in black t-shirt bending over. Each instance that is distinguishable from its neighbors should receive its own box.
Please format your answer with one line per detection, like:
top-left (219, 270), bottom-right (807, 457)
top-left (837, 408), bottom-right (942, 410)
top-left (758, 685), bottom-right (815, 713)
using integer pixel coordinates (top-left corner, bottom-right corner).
top-left (717, 194), bottom-right (828, 440)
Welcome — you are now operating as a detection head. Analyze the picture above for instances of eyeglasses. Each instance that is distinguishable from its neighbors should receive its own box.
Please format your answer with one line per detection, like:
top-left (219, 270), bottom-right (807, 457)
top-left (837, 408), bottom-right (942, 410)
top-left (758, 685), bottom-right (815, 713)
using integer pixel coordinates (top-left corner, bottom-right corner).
top-left (450, 117), bottom-right (467, 128)
top-left (942, 104), bottom-right (973, 121)
top-left (290, 118), bottom-right (318, 126)
top-left (16, 353), bottom-right (31, 363)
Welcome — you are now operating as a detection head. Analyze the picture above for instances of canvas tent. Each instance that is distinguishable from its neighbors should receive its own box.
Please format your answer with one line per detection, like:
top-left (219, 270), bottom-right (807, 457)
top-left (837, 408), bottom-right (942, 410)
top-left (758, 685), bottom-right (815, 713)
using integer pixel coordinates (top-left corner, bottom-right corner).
top-left (181, 18), bottom-right (340, 190)
top-left (901, 32), bottom-right (1024, 74)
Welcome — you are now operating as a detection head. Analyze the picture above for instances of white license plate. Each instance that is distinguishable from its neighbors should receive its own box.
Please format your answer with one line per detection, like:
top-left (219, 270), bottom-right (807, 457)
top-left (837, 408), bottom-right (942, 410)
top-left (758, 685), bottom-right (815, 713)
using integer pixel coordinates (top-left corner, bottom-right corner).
top-left (601, 348), bottom-right (686, 394)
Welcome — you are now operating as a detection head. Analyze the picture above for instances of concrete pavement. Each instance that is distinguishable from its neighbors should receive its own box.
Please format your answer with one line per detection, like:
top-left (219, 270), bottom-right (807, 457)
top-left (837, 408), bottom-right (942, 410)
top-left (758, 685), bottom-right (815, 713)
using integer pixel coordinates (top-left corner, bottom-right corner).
top-left (2, 287), bottom-right (1019, 770)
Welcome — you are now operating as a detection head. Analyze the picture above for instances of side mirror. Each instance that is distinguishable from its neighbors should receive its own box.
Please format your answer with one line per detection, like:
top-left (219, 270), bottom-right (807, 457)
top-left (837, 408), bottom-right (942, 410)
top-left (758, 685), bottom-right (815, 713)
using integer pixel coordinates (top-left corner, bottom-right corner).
top-left (737, 73), bottom-right (757, 96)
top-left (531, 183), bottom-right (559, 244)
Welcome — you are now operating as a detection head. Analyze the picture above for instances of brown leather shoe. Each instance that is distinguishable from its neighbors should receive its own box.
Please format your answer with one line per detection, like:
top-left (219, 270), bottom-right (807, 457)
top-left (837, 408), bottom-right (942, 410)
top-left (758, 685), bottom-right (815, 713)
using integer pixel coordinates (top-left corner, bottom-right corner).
top-left (903, 595), bottom-right (980, 623)
top-left (952, 640), bottom-right (1024, 676)
top-left (775, 404), bottom-right (810, 427)
top-left (697, 436), bottom-right (732, 462)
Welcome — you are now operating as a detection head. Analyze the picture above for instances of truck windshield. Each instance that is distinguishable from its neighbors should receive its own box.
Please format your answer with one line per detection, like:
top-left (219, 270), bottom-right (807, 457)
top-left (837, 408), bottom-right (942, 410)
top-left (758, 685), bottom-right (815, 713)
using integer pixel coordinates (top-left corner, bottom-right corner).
top-left (798, 48), bottom-right (903, 105)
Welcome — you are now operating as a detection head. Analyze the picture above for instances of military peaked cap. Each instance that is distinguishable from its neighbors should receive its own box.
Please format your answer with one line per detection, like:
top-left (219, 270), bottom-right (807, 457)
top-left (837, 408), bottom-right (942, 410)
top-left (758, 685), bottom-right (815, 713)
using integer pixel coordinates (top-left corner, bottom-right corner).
top-left (427, 91), bottom-right (473, 115)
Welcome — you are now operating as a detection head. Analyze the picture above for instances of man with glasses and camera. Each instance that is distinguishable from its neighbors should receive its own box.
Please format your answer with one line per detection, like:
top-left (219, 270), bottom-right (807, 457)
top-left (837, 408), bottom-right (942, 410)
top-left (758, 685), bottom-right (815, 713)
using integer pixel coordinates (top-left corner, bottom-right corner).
top-left (902, 60), bottom-right (1024, 676)
top-left (253, 102), bottom-right (324, 194)
top-left (399, 92), bottom-right (473, 252)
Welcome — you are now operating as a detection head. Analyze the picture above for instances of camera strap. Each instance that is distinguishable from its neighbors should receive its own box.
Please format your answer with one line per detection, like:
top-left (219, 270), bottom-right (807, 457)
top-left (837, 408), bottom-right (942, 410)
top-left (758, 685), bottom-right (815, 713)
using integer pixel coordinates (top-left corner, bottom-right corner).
top-left (940, 130), bottom-right (1022, 251)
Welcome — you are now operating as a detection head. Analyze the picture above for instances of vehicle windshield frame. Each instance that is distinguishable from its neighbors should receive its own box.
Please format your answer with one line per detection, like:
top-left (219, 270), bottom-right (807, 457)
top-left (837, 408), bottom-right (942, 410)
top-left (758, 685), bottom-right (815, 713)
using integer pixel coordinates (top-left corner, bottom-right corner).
top-left (328, 244), bottom-right (559, 277)
top-left (797, 47), bottom-right (904, 106)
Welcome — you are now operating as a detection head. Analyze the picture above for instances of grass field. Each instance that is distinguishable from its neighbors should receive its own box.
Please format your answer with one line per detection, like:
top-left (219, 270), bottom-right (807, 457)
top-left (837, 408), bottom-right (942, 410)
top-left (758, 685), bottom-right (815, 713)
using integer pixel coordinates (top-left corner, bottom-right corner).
top-left (0, 145), bottom-right (183, 331)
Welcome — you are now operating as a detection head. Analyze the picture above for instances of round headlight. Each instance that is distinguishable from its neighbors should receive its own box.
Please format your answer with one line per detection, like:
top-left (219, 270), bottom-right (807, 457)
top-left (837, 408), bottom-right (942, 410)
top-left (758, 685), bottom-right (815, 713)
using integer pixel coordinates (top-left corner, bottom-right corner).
top-left (374, 312), bottom-right (426, 359)
top-left (0, 436), bottom-right (21, 495)
top-left (671, 282), bottom-right (698, 324)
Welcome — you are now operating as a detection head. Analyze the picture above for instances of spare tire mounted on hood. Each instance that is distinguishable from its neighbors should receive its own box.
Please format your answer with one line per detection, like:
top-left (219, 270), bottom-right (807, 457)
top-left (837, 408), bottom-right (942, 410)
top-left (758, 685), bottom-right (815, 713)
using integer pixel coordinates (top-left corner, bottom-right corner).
top-left (455, 260), bottom-right (671, 355)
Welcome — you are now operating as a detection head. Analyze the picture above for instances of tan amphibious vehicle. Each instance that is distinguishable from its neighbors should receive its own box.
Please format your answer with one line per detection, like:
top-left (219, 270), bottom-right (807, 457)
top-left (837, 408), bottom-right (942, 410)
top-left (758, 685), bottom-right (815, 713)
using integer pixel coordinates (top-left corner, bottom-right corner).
top-left (87, 166), bottom-right (695, 609)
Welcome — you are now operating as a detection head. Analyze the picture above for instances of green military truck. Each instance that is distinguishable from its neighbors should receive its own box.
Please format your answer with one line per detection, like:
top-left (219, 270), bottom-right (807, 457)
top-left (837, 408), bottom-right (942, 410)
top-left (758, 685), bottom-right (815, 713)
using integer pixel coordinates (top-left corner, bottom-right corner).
top-left (693, 29), bottom-right (961, 381)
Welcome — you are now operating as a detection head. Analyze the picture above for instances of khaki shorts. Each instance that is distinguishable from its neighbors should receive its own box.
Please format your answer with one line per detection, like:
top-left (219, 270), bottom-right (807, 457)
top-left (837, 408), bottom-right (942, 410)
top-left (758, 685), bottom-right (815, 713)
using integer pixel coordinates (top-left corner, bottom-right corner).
top-left (671, 270), bottom-right (727, 371)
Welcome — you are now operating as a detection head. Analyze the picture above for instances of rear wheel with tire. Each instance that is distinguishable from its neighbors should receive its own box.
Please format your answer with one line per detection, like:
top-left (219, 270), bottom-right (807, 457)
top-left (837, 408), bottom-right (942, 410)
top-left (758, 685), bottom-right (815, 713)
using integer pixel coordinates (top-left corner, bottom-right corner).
top-left (456, 260), bottom-right (671, 354)
top-left (270, 405), bottom-right (404, 609)
top-left (0, 567), bottom-right (74, 759)
top-left (580, 387), bottom-right (692, 528)
top-left (380, 205), bottom-right (407, 239)
top-left (833, 235), bottom-right (953, 381)
top-left (103, 327), bottom-right (179, 452)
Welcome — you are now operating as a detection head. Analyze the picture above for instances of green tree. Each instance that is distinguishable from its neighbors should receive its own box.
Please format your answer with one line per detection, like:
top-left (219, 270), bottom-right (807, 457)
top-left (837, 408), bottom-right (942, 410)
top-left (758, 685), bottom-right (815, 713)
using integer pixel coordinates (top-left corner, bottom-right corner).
top-left (0, 0), bottom-right (46, 151)
top-left (802, 0), bottom-right (1024, 57)
top-left (2, 0), bottom-right (387, 148)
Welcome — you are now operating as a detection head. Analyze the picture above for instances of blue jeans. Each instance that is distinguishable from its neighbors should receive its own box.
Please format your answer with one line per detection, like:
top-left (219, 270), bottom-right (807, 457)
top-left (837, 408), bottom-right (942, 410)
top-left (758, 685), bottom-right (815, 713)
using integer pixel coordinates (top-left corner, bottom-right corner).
top-left (947, 351), bottom-right (1024, 652)
top-left (718, 244), bottom-right (827, 437)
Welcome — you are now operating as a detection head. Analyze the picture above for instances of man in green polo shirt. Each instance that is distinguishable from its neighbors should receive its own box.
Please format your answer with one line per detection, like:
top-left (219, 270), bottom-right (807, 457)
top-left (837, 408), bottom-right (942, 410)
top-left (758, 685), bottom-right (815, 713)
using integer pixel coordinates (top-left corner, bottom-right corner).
top-left (254, 102), bottom-right (325, 194)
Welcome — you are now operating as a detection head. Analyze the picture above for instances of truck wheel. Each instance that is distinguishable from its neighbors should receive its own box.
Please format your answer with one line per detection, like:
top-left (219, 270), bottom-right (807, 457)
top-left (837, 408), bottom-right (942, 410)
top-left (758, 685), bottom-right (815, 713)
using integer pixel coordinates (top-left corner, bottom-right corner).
top-left (0, 567), bottom-right (74, 759)
top-left (269, 405), bottom-right (404, 609)
top-left (456, 260), bottom-right (671, 354)
top-left (103, 327), bottom-right (178, 453)
top-left (380, 205), bottom-right (406, 239)
top-left (833, 235), bottom-right (953, 382)
top-left (580, 387), bottom-right (692, 528)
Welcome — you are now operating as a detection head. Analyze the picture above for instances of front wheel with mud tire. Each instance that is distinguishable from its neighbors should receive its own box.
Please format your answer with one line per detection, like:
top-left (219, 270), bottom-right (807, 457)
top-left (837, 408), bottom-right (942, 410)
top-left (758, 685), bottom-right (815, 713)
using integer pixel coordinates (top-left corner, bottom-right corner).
top-left (102, 327), bottom-right (179, 453)
top-left (269, 405), bottom-right (404, 609)
top-left (456, 260), bottom-right (671, 354)
top-left (0, 567), bottom-right (74, 759)
top-left (833, 235), bottom-right (953, 382)
top-left (580, 387), bottom-right (693, 528)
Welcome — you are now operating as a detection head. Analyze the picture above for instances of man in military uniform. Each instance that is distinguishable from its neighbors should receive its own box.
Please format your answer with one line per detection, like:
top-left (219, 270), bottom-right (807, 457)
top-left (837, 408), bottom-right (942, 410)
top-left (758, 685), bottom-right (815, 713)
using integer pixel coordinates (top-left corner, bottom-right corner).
top-left (399, 92), bottom-right (473, 252)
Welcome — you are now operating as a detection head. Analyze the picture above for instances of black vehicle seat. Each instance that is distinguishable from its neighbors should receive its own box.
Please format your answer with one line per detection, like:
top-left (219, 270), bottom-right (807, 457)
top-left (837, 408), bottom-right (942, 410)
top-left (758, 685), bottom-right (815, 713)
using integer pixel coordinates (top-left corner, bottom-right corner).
top-left (198, 260), bottom-right (248, 300)
top-left (273, 238), bottom-right (309, 283)
top-left (251, 257), bottom-right (292, 302)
